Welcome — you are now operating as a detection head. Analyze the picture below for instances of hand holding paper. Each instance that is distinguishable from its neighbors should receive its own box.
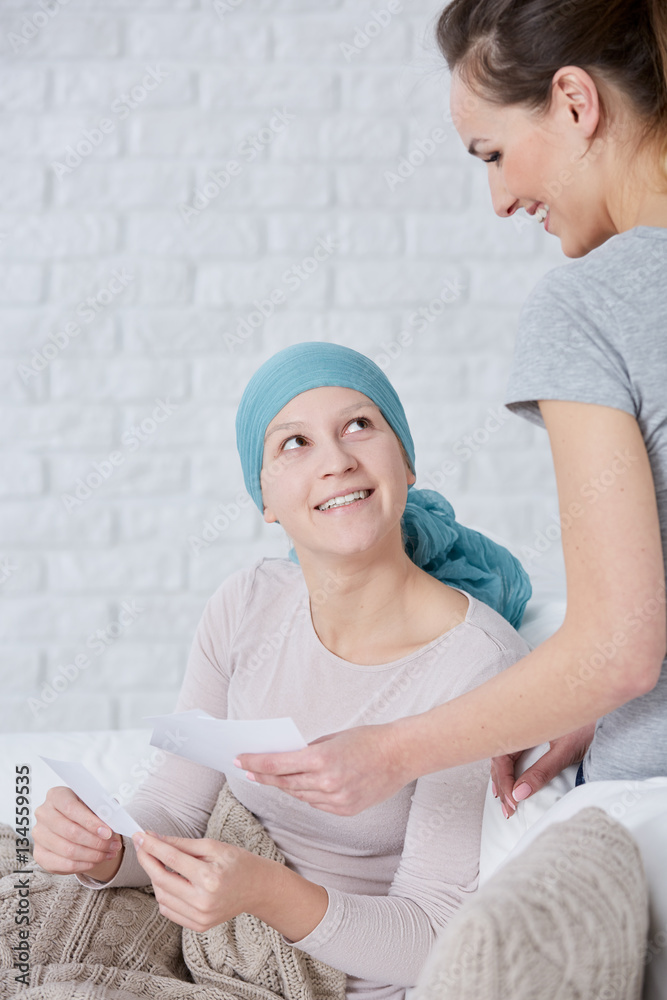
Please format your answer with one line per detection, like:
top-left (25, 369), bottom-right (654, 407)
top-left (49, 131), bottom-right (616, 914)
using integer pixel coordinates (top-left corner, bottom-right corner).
top-left (31, 715), bottom-right (310, 889)
top-left (144, 710), bottom-right (308, 776)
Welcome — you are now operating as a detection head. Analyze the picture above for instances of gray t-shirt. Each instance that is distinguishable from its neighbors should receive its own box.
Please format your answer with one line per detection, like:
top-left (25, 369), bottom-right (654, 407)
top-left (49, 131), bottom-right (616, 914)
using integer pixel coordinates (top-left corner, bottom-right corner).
top-left (505, 225), bottom-right (667, 782)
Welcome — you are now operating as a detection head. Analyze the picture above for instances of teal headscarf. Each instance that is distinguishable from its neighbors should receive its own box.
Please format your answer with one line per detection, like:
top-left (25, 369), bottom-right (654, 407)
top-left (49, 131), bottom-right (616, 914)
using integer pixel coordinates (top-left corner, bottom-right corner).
top-left (236, 342), bottom-right (531, 629)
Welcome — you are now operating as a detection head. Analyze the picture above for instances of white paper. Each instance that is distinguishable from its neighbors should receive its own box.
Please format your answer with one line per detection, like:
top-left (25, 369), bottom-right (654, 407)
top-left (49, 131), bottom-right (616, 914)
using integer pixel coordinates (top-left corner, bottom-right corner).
top-left (143, 711), bottom-right (308, 775)
top-left (40, 757), bottom-right (144, 837)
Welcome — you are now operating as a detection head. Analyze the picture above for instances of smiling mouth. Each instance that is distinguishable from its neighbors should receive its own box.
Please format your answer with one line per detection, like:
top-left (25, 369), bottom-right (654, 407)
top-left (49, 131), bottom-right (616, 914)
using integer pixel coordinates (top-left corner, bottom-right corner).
top-left (316, 489), bottom-right (373, 511)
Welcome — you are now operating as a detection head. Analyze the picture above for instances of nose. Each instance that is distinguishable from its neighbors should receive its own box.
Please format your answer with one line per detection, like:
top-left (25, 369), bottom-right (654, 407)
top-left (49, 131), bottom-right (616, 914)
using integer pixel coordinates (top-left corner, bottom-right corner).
top-left (487, 167), bottom-right (521, 218)
top-left (317, 436), bottom-right (358, 479)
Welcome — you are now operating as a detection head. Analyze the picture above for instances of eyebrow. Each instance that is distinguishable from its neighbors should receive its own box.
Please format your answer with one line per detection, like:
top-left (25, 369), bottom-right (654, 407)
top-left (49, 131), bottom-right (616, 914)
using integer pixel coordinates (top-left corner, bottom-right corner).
top-left (264, 402), bottom-right (380, 441)
top-left (467, 138), bottom-right (488, 157)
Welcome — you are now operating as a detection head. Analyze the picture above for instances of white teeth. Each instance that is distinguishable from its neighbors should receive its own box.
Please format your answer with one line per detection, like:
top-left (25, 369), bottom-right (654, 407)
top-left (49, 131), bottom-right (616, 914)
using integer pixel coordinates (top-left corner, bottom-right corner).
top-left (317, 489), bottom-right (370, 511)
top-left (535, 204), bottom-right (549, 223)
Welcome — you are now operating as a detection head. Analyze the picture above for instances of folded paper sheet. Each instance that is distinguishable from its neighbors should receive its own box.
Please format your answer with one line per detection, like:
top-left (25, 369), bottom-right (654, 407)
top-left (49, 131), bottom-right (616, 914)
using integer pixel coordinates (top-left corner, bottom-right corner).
top-left (40, 756), bottom-right (144, 837)
top-left (144, 709), bottom-right (308, 775)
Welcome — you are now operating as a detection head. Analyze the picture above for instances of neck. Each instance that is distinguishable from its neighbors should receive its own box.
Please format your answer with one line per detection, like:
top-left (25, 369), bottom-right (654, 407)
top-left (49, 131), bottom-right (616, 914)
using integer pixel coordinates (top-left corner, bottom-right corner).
top-left (615, 183), bottom-right (667, 231)
top-left (295, 532), bottom-right (424, 658)
top-left (607, 132), bottom-right (667, 233)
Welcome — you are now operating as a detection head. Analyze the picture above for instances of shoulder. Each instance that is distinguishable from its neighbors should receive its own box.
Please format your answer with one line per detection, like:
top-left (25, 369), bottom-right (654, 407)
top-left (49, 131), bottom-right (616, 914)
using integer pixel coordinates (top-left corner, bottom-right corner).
top-left (207, 557), bottom-right (304, 608)
top-left (505, 236), bottom-right (654, 426)
top-left (517, 255), bottom-right (604, 332)
top-left (437, 590), bottom-right (530, 697)
top-left (510, 255), bottom-right (611, 391)
top-left (520, 230), bottom-right (667, 321)
top-left (461, 592), bottom-right (531, 660)
top-left (203, 557), bottom-right (305, 637)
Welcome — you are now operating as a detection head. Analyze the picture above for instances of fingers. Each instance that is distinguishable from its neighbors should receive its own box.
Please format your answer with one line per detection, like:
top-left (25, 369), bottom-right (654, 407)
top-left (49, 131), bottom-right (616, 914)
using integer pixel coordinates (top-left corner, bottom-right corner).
top-left (249, 769), bottom-right (330, 793)
top-left (307, 732), bottom-right (339, 746)
top-left (133, 847), bottom-right (201, 929)
top-left (512, 748), bottom-right (573, 803)
top-left (32, 786), bottom-right (123, 874)
top-left (235, 748), bottom-right (313, 778)
top-left (238, 727), bottom-right (399, 816)
top-left (151, 887), bottom-right (201, 931)
top-left (490, 754), bottom-right (520, 819)
top-left (33, 825), bottom-right (122, 874)
top-left (37, 786), bottom-right (117, 840)
top-left (147, 834), bottom-right (211, 858)
top-left (236, 744), bottom-right (337, 796)
top-left (150, 834), bottom-right (237, 875)
top-left (134, 834), bottom-right (221, 931)
top-left (133, 832), bottom-right (207, 887)
top-left (150, 877), bottom-right (218, 934)
top-left (510, 728), bottom-right (594, 805)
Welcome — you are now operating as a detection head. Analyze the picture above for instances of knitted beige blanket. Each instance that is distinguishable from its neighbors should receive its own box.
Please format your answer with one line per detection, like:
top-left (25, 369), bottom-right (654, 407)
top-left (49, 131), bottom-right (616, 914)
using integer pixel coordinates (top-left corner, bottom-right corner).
top-left (413, 806), bottom-right (649, 1000)
top-left (0, 783), bottom-right (347, 1000)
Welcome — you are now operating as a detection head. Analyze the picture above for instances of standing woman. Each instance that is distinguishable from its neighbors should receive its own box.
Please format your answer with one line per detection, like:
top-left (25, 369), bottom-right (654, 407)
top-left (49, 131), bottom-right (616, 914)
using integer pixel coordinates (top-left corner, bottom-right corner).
top-left (237, 0), bottom-right (667, 818)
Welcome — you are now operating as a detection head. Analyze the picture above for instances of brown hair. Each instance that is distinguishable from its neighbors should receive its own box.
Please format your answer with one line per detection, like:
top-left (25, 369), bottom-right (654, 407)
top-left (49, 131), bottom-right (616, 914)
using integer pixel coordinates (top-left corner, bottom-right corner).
top-left (435, 0), bottom-right (667, 178)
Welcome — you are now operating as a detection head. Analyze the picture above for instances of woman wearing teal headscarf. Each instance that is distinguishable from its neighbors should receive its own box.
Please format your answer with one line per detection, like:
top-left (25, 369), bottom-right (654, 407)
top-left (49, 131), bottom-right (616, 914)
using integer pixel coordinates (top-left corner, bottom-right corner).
top-left (236, 341), bottom-right (531, 629)
top-left (33, 342), bottom-right (531, 999)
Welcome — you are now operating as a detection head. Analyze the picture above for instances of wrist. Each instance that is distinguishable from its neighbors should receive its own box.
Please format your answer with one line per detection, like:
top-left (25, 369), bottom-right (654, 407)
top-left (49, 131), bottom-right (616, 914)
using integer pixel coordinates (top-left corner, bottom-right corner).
top-left (386, 715), bottom-right (420, 784)
top-left (247, 856), bottom-right (328, 942)
top-left (241, 850), bottom-right (275, 914)
top-left (85, 843), bottom-right (124, 883)
top-left (388, 712), bottom-right (439, 783)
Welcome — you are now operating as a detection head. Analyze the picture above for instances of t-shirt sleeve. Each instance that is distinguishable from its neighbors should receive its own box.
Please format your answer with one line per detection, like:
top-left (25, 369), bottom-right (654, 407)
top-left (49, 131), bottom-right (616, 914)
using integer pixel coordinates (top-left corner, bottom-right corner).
top-left (76, 564), bottom-right (257, 891)
top-left (504, 265), bottom-right (637, 428)
top-left (288, 647), bottom-right (524, 986)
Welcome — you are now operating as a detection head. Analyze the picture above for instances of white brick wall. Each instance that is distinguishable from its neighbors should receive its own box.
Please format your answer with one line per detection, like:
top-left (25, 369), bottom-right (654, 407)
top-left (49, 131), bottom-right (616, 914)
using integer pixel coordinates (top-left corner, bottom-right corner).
top-left (1, 0), bottom-right (567, 733)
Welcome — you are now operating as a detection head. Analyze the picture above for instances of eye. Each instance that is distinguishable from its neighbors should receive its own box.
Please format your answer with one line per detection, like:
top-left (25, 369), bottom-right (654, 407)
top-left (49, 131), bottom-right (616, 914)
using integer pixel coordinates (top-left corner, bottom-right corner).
top-left (345, 417), bottom-right (371, 433)
top-left (484, 152), bottom-right (501, 164)
top-left (281, 434), bottom-right (308, 451)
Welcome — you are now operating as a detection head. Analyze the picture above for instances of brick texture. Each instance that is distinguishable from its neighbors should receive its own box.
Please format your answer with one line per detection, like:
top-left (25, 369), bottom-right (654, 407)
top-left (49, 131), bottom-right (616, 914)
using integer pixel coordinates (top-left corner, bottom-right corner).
top-left (1, 0), bottom-right (566, 731)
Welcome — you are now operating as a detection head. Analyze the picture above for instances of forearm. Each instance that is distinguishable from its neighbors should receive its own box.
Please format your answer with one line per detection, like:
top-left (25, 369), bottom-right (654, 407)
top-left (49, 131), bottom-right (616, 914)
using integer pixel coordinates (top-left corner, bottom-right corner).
top-left (249, 856), bottom-right (329, 943)
top-left (395, 625), bottom-right (658, 781)
top-left (277, 886), bottom-right (454, 986)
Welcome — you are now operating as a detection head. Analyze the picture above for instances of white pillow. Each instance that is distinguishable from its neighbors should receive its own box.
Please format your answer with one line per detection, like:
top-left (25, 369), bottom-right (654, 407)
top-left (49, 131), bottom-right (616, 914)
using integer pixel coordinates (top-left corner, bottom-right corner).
top-left (481, 757), bottom-right (667, 1000)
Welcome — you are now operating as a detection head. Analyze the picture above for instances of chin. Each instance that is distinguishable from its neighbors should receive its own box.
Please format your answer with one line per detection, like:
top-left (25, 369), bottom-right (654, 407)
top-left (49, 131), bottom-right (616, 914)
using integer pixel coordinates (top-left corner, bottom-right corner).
top-left (561, 241), bottom-right (590, 259)
top-left (559, 223), bottom-right (616, 259)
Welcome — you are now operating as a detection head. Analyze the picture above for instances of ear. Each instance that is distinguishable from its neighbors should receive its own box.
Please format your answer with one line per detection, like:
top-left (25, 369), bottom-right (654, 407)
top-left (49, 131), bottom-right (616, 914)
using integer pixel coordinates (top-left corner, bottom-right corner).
top-left (406, 466), bottom-right (416, 487)
top-left (551, 66), bottom-right (601, 139)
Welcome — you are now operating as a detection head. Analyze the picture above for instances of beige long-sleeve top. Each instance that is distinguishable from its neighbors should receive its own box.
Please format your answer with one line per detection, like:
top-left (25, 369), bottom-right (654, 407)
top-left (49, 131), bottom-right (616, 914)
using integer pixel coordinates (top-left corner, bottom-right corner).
top-left (78, 558), bottom-right (530, 1000)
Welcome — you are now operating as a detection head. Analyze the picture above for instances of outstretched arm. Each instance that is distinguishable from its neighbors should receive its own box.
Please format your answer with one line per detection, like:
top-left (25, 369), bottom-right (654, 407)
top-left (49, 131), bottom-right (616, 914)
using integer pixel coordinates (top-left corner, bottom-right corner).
top-left (237, 402), bottom-right (666, 814)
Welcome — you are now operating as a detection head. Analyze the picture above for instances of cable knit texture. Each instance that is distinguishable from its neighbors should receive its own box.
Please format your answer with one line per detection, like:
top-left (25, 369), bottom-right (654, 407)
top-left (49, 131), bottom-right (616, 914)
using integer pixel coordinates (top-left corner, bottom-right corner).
top-left (413, 807), bottom-right (649, 1000)
top-left (0, 783), bottom-right (347, 1000)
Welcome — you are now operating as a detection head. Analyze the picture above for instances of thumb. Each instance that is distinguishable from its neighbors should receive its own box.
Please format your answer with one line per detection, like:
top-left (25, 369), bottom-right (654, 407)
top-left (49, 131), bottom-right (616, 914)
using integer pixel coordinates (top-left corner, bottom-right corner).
top-left (151, 833), bottom-right (238, 866)
top-left (146, 832), bottom-right (209, 858)
top-left (309, 731), bottom-right (339, 746)
top-left (512, 745), bottom-right (572, 802)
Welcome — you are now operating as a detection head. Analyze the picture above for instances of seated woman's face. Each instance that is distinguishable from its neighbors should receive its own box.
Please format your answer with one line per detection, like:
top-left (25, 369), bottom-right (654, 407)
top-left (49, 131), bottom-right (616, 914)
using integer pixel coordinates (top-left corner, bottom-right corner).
top-left (260, 385), bottom-right (416, 559)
